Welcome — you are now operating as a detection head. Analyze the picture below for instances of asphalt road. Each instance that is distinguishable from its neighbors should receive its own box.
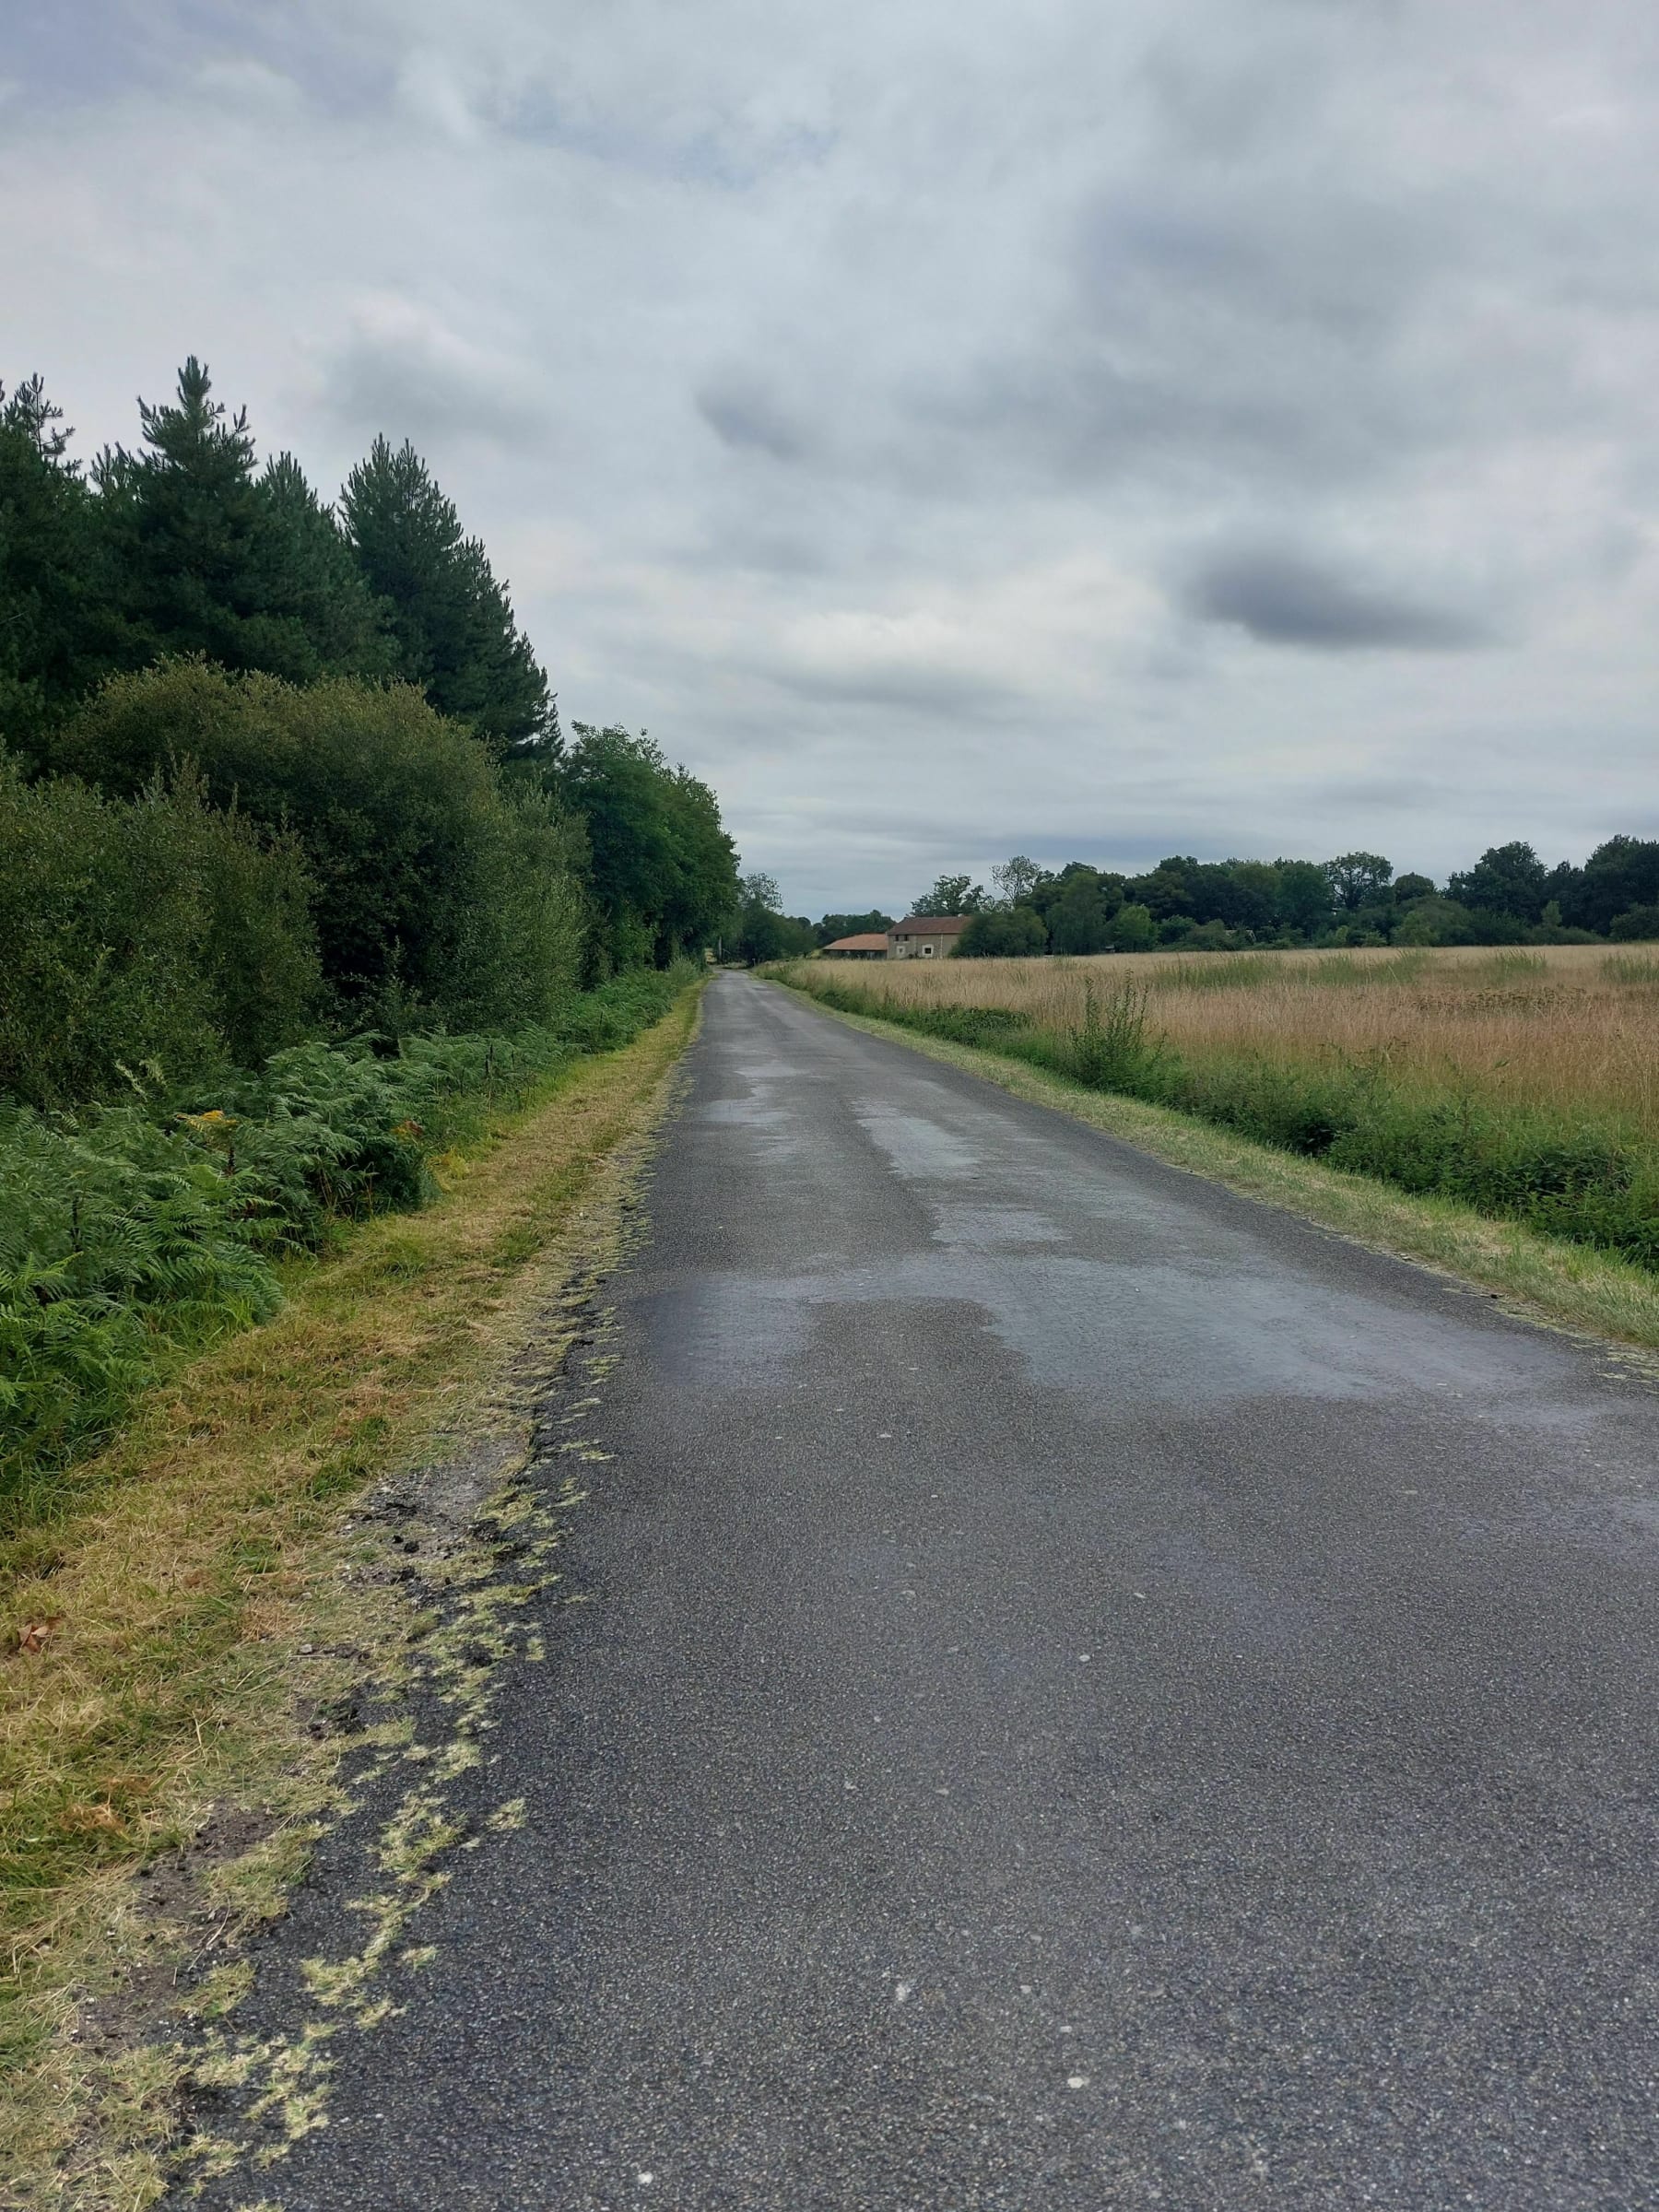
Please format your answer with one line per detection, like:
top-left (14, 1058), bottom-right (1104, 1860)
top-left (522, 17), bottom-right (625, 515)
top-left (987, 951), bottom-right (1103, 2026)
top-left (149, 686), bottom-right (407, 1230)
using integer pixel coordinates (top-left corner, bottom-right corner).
top-left (224, 972), bottom-right (1659, 2208)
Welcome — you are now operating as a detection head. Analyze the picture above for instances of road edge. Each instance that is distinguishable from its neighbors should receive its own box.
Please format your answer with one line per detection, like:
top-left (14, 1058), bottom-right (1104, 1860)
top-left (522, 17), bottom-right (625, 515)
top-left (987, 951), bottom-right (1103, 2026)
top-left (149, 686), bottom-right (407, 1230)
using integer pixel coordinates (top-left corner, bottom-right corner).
top-left (4, 986), bottom-right (705, 2212)
top-left (767, 977), bottom-right (1659, 1367)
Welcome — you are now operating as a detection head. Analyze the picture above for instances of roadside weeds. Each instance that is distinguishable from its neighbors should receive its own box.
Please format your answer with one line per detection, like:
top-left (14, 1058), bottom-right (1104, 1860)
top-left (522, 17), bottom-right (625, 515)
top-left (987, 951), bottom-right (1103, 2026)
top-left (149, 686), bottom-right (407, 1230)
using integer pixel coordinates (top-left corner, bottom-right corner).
top-left (778, 984), bottom-right (1659, 1366)
top-left (0, 985), bottom-right (701, 2209)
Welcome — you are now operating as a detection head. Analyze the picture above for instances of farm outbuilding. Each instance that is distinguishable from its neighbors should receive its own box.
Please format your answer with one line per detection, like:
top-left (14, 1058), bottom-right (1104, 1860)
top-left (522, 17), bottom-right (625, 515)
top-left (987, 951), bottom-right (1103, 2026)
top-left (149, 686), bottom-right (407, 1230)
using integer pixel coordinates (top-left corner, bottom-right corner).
top-left (820, 933), bottom-right (891, 959)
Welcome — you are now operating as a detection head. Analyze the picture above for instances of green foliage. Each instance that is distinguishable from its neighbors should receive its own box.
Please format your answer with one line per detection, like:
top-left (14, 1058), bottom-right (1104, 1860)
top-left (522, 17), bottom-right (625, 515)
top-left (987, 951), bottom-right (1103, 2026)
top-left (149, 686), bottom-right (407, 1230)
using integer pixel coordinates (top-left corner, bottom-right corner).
top-left (0, 966), bottom-right (692, 1520)
top-left (1274, 860), bottom-right (1335, 935)
top-left (92, 359), bottom-right (389, 688)
top-left (733, 873), bottom-right (815, 964)
top-left (1105, 901), bottom-right (1156, 951)
top-left (341, 435), bottom-right (554, 757)
top-left (1324, 852), bottom-right (1394, 911)
top-left (870, 832), bottom-right (1659, 950)
top-left (1043, 868), bottom-right (1120, 954)
top-left (991, 855), bottom-right (1045, 903)
top-left (956, 905), bottom-right (1048, 957)
top-left (0, 1102), bottom-right (285, 1523)
top-left (1559, 838), bottom-right (1659, 935)
top-left (0, 377), bottom-right (124, 760)
top-left (560, 723), bottom-right (737, 972)
top-left (1609, 904), bottom-right (1659, 943)
top-left (910, 874), bottom-right (987, 917)
top-left (1158, 916), bottom-right (1247, 951)
top-left (1447, 841), bottom-right (1549, 923)
top-left (1047, 983), bottom-right (1162, 1089)
top-left (1394, 896), bottom-right (1532, 947)
top-left (1603, 953), bottom-right (1659, 985)
top-left (0, 752), bottom-right (320, 1108)
top-left (815, 910), bottom-right (894, 947)
top-left (54, 660), bottom-right (583, 1030)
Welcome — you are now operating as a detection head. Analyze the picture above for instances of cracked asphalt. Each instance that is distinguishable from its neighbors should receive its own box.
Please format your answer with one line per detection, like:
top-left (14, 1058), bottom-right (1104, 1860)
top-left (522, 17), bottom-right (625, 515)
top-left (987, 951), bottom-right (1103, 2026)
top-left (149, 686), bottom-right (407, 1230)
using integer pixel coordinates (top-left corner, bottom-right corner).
top-left (241, 971), bottom-right (1659, 2209)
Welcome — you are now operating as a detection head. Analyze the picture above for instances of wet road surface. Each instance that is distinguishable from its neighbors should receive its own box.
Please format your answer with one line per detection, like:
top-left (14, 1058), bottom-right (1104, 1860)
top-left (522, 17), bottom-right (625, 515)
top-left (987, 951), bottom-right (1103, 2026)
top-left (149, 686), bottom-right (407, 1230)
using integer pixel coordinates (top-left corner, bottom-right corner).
top-left (234, 972), bottom-right (1659, 2208)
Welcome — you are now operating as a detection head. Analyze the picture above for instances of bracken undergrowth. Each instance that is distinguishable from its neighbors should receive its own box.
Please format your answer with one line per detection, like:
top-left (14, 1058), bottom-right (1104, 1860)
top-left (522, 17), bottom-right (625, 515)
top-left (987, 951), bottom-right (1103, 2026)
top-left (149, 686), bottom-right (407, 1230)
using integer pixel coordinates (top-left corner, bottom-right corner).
top-left (0, 967), bottom-right (692, 1524)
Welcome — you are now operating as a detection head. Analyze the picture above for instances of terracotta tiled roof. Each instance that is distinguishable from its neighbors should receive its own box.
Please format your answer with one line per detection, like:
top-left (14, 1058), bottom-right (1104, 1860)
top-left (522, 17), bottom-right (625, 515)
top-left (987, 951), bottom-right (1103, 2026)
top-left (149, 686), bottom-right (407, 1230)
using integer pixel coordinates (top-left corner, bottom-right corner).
top-left (892, 914), bottom-right (971, 935)
top-left (822, 933), bottom-right (891, 952)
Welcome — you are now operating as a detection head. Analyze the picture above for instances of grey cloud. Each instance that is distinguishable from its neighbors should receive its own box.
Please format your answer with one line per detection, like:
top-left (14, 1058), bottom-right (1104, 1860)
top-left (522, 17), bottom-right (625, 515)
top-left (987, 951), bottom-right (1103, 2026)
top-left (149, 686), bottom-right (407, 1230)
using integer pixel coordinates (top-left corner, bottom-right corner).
top-left (895, 178), bottom-right (1456, 505)
top-left (755, 656), bottom-right (1018, 715)
top-left (320, 319), bottom-right (547, 448)
top-left (1076, 183), bottom-right (1438, 347)
top-left (697, 377), bottom-right (813, 462)
top-left (1182, 546), bottom-right (1494, 650)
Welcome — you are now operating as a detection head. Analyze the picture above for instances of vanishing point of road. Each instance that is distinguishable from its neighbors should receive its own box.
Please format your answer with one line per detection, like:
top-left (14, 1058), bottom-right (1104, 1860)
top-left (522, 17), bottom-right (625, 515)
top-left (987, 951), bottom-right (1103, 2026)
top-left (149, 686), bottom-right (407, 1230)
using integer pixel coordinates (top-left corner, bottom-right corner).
top-left (230, 972), bottom-right (1659, 2208)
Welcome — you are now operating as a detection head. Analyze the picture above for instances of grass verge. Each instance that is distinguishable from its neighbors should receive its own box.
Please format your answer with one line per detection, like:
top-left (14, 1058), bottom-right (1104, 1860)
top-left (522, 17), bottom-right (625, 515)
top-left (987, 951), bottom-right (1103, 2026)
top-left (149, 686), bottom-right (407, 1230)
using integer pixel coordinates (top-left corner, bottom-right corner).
top-left (776, 982), bottom-right (1659, 1360)
top-left (0, 981), bottom-right (702, 2208)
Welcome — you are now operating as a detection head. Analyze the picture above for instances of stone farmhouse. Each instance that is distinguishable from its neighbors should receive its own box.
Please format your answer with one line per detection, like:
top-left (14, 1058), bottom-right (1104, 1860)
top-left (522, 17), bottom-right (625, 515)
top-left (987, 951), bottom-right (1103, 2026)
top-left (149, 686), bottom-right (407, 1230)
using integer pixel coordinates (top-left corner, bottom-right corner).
top-left (888, 915), bottom-right (971, 959)
top-left (818, 916), bottom-right (974, 959)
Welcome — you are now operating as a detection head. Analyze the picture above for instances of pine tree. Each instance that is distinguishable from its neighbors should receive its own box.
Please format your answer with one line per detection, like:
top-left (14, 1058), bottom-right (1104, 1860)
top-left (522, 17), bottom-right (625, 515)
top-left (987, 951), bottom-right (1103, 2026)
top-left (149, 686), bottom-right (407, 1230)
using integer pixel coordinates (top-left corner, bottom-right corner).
top-left (257, 451), bottom-right (394, 680)
top-left (339, 436), bottom-right (556, 758)
top-left (0, 377), bottom-right (124, 759)
top-left (94, 359), bottom-right (389, 686)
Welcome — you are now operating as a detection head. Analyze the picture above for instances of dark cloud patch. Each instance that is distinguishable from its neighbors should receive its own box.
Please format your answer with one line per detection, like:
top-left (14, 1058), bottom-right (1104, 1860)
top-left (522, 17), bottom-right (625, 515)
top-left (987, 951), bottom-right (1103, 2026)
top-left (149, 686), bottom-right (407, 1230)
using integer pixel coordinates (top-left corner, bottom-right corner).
top-left (1077, 183), bottom-right (1437, 347)
top-left (1183, 545), bottom-right (1493, 650)
top-left (900, 178), bottom-right (1451, 503)
top-left (697, 376), bottom-right (812, 462)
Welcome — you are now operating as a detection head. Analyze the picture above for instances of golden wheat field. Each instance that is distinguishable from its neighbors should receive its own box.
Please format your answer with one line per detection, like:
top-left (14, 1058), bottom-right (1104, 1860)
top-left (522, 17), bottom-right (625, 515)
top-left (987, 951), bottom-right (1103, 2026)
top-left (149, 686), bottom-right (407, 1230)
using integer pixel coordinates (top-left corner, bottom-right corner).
top-left (794, 945), bottom-right (1659, 1136)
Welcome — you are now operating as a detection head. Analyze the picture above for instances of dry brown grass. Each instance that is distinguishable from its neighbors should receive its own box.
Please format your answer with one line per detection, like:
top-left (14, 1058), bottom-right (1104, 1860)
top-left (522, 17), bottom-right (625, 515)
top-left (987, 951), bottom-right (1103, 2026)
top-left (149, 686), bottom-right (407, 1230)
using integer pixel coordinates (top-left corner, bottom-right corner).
top-left (0, 986), bottom-right (701, 2208)
top-left (800, 945), bottom-right (1659, 1133)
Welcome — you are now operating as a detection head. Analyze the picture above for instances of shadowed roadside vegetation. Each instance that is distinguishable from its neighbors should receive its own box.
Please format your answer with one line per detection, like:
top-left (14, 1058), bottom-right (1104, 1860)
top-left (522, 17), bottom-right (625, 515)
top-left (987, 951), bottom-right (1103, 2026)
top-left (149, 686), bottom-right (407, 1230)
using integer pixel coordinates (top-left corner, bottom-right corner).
top-left (0, 969), bottom-right (692, 1532)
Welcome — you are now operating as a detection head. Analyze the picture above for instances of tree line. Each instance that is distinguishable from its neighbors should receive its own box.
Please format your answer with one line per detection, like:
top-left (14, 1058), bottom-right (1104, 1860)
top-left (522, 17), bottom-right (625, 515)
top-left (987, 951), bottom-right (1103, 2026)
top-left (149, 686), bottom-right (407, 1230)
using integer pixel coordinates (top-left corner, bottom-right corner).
top-left (0, 361), bottom-right (739, 1105)
top-left (751, 841), bottom-right (1659, 960)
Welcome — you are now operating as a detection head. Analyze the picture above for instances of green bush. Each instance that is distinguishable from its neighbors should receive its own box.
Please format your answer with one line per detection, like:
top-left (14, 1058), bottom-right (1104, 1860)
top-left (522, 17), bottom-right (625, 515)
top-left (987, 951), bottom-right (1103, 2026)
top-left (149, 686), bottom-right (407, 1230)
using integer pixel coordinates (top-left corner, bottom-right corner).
top-left (52, 661), bottom-right (585, 1030)
top-left (0, 753), bottom-right (320, 1108)
top-left (1105, 902), bottom-right (1156, 951)
top-left (956, 906), bottom-right (1048, 958)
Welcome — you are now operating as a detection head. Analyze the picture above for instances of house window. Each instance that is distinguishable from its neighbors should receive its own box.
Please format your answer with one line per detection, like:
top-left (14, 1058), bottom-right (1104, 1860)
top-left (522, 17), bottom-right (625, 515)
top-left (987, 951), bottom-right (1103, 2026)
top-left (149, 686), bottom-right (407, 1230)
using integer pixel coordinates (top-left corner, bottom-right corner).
top-left (922, 944), bottom-right (935, 957)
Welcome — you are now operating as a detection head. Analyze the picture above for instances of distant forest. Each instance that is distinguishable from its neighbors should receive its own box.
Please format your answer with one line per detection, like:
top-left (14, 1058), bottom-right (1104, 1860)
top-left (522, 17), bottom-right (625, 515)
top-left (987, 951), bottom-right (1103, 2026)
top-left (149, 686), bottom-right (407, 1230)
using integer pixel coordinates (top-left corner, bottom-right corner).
top-left (741, 841), bottom-right (1659, 962)
top-left (0, 361), bottom-right (738, 1106)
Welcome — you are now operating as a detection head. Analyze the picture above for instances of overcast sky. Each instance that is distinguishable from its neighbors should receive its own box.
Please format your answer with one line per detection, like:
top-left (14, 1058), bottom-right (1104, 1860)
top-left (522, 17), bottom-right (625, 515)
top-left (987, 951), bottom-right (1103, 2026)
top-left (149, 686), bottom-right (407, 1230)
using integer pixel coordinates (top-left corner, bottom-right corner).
top-left (6, 0), bottom-right (1658, 912)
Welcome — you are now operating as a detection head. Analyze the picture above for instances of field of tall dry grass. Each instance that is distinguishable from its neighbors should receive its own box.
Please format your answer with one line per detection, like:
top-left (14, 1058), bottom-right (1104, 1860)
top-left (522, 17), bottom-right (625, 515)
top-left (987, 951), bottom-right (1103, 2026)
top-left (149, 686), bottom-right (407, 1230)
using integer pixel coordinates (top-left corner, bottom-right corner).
top-left (796, 945), bottom-right (1659, 1135)
top-left (781, 946), bottom-right (1659, 1266)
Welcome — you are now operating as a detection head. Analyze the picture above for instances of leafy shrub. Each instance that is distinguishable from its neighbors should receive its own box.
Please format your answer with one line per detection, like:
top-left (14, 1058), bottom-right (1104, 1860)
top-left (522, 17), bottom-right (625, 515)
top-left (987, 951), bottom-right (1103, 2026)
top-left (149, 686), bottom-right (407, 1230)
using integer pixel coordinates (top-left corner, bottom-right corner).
top-left (52, 661), bottom-right (585, 1031)
top-left (956, 907), bottom-right (1048, 958)
top-left (0, 752), bottom-right (320, 1108)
